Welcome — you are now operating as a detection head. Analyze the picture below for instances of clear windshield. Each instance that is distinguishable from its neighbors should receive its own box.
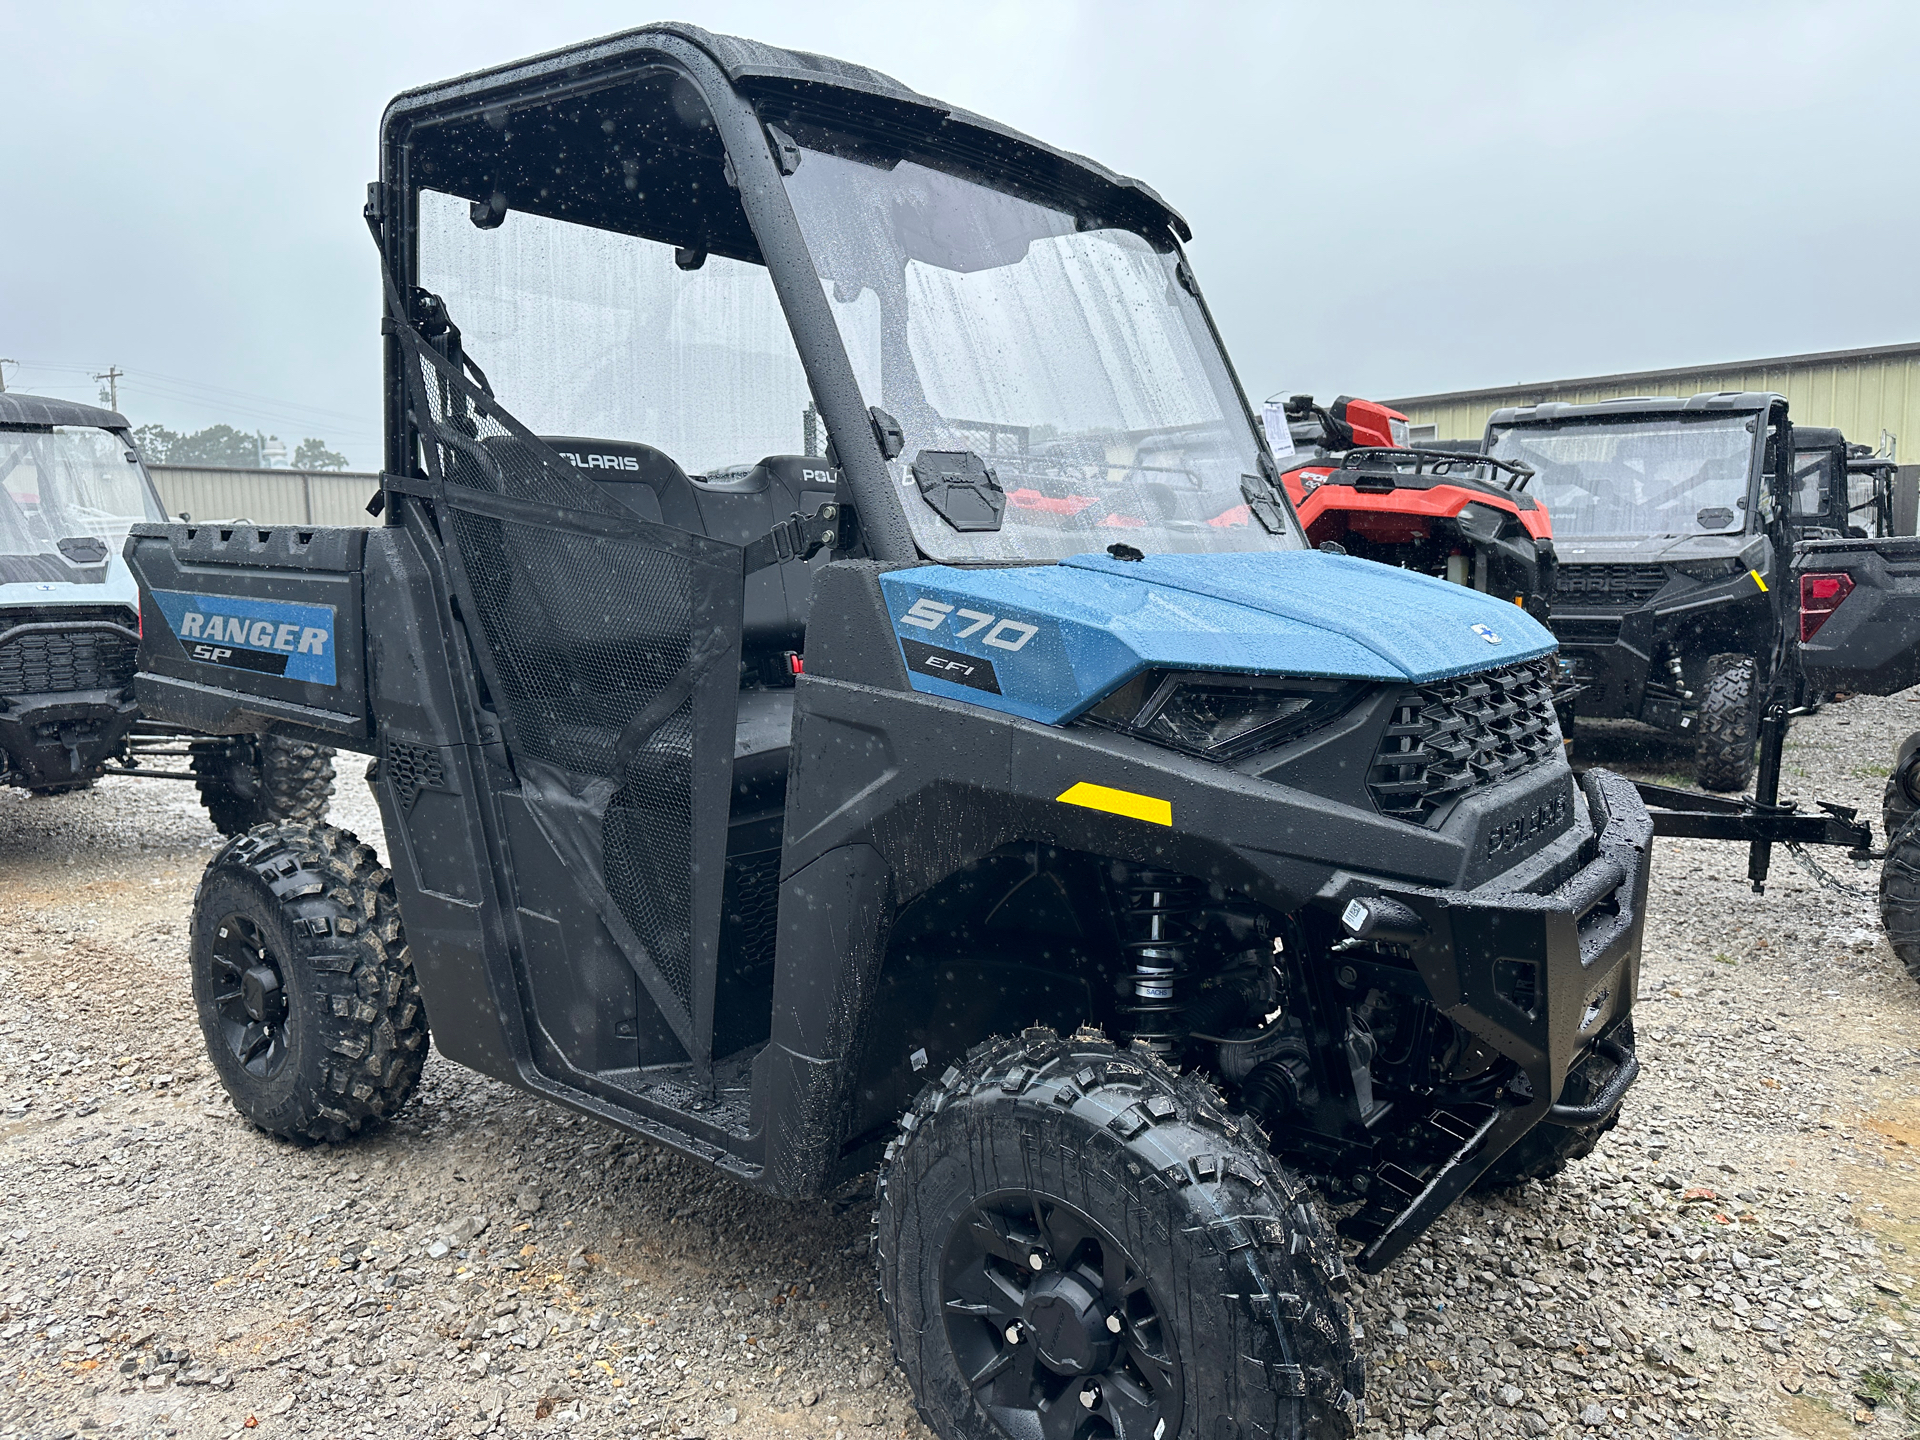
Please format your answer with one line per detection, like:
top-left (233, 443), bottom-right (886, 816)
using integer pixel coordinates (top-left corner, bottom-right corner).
top-left (782, 147), bottom-right (1297, 562)
top-left (0, 426), bottom-right (163, 559)
top-left (416, 189), bottom-right (816, 477)
top-left (1486, 415), bottom-right (1757, 538)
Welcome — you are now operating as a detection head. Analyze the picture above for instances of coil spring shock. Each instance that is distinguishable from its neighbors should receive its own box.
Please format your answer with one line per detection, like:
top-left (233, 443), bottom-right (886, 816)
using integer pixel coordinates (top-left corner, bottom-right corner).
top-left (1110, 867), bottom-right (1203, 1056)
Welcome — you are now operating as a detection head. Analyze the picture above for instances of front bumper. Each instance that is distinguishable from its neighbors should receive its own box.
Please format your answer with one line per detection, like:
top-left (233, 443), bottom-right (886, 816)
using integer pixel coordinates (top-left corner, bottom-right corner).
top-left (1331, 767), bottom-right (1652, 1269)
top-left (0, 690), bottom-right (140, 788)
top-left (1554, 580), bottom-right (1772, 729)
top-left (1553, 613), bottom-right (1655, 723)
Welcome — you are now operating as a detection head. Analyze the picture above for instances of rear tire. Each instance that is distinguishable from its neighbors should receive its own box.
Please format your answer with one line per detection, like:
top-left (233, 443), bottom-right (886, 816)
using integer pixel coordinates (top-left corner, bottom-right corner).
top-left (190, 823), bottom-right (428, 1143)
top-left (876, 1029), bottom-right (1360, 1440)
top-left (1694, 653), bottom-right (1758, 793)
top-left (193, 733), bottom-right (336, 837)
top-left (1881, 818), bottom-right (1920, 985)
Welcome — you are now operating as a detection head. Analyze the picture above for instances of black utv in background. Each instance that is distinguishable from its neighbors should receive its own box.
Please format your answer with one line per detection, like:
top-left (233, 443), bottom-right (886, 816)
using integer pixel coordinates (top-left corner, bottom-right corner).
top-left (127, 25), bottom-right (1653, 1439)
top-left (1485, 393), bottom-right (1814, 791)
top-left (0, 392), bottom-right (335, 829)
top-left (1790, 533), bottom-right (1920, 978)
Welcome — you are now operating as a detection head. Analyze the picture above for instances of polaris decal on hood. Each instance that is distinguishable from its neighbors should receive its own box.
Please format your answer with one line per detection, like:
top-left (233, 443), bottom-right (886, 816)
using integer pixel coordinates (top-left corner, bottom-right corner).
top-left (149, 589), bottom-right (337, 685)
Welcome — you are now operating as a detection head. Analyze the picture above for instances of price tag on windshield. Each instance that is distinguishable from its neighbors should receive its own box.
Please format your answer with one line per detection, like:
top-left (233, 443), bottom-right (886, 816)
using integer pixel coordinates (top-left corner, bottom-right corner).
top-left (1261, 401), bottom-right (1294, 458)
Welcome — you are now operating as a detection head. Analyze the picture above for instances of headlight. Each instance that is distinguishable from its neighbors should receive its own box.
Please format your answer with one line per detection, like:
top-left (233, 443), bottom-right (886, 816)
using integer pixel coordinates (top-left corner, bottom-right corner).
top-left (1389, 418), bottom-right (1411, 449)
top-left (1453, 501), bottom-right (1510, 542)
top-left (1081, 670), bottom-right (1367, 760)
top-left (1674, 557), bottom-right (1743, 581)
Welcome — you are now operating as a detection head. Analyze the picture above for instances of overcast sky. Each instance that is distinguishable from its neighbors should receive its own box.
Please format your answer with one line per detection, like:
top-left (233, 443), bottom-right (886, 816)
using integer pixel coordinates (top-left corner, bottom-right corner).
top-left (5, 1), bottom-right (1918, 469)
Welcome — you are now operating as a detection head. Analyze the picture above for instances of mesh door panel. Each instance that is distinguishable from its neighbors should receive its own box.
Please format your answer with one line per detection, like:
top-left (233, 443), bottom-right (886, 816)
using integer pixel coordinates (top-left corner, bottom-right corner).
top-left (603, 697), bottom-right (697, 1008)
top-left (397, 325), bottom-right (742, 1058)
top-left (448, 510), bottom-right (697, 778)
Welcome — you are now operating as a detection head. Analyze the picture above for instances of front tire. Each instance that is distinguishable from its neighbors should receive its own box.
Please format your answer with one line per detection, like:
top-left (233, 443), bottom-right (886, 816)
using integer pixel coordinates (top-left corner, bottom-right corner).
top-left (1694, 652), bottom-right (1758, 793)
top-left (190, 823), bottom-right (428, 1143)
top-left (876, 1029), bottom-right (1359, 1440)
top-left (192, 732), bottom-right (336, 838)
top-left (1884, 740), bottom-right (1920, 844)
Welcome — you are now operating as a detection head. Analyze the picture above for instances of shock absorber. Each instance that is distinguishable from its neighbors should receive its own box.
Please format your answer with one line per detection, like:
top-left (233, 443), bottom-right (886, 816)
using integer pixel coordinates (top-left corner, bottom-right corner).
top-left (1109, 867), bottom-right (1203, 1056)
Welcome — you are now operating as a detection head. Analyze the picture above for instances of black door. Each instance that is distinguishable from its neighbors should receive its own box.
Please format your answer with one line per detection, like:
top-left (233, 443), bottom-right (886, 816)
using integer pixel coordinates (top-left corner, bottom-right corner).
top-left (397, 325), bottom-right (743, 1083)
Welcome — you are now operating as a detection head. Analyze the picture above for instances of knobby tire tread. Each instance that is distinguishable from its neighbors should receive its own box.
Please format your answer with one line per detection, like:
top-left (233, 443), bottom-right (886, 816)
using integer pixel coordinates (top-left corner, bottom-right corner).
top-left (191, 822), bottom-right (428, 1143)
top-left (193, 735), bottom-right (337, 838)
top-left (1694, 653), bottom-right (1757, 795)
top-left (1881, 818), bottom-right (1920, 985)
top-left (873, 1027), bottom-right (1360, 1440)
top-left (1885, 771), bottom-right (1918, 851)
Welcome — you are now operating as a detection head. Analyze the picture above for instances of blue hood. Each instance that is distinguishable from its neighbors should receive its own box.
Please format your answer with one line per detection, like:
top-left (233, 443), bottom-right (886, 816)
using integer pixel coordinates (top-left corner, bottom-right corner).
top-left (875, 550), bottom-right (1556, 724)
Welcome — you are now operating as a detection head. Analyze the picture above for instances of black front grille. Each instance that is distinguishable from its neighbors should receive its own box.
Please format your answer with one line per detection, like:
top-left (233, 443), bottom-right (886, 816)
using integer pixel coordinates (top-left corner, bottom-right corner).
top-left (1368, 657), bottom-right (1562, 823)
top-left (1551, 615), bottom-right (1624, 646)
top-left (1553, 563), bottom-right (1668, 609)
top-left (0, 611), bottom-right (139, 699)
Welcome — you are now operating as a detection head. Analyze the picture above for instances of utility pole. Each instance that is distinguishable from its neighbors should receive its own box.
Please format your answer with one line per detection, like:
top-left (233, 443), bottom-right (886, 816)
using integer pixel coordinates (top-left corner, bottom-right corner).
top-left (0, 360), bottom-right (16, 393)
top-left (92, 366), bottom-right (124, 411)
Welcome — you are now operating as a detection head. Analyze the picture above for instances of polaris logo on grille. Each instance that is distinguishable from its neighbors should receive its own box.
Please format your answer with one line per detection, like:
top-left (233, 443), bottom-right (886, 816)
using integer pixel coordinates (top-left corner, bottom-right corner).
top-left (1486, 792), bottom-right (1570, 859)
top-left (1471, 623), bottom-right (1501, 644)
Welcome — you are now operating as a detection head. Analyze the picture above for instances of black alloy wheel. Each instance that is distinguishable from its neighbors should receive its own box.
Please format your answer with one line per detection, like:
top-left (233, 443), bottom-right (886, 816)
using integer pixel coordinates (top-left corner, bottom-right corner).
top-left (942, 1190), bottom-right (1180, 1440)
top-left (875, 1030), bottom-right (1360, 1440)
top-left (207, 912), bottom-right (291, 1080)
top-left (191, 823), bottom-right (428, 1143)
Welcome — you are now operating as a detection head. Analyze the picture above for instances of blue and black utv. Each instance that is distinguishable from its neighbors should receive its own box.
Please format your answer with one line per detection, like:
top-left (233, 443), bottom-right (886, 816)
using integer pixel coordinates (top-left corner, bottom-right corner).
top-left (0, 392), bottom-right (334, 826)
top-left (126, 26), bottom-right (1651, 1439)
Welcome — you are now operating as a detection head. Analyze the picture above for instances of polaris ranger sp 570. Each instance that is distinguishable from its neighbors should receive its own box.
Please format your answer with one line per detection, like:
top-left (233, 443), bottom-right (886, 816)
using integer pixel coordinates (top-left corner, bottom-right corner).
top-left (128, 26), bottom-right (1651, 1439)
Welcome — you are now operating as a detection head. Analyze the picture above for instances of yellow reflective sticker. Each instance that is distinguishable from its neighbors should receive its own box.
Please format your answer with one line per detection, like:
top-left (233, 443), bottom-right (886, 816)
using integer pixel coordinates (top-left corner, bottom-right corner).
top-left (1055, 781), bottom-right (1172, 827)
top-left (1749, 568), bottom-right (1768, 592)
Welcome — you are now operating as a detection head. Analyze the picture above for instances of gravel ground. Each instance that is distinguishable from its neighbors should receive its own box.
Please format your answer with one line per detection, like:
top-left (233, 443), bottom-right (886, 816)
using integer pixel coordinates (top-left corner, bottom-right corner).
top-left (2, 696), bottom-right (1919, 1440)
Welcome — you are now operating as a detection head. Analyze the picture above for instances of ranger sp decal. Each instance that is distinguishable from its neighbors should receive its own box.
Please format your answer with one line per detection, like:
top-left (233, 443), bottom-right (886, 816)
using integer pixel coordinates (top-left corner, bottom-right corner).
top-left (149, 588), bottom-right (338, 685)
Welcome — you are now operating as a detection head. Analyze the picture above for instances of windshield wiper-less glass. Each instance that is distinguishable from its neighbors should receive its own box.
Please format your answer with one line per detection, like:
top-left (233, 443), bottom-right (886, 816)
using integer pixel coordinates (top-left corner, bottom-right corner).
top-left (1487, 415), bottom-right (1756, 539)
top-left (782, 144), bottom-right (1299, 562)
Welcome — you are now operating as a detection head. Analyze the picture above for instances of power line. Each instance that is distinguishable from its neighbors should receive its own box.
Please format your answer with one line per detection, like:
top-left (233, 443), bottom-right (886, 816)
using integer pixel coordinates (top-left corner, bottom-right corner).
top-left (0, 360), bottom-right (16, 393)
top-left (92, 366), bottom-right (123, 412)
top-left (9, 358), bottom-right (373, 431)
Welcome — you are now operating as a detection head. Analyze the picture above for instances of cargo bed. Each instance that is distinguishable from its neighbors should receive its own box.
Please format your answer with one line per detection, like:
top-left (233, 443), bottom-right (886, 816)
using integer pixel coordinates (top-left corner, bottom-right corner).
top-left (1793, 535), bottom-right (1920, 697)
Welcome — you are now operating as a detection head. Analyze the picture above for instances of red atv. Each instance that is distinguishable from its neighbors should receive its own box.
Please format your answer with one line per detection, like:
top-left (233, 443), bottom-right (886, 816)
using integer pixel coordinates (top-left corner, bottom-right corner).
top-left (1272, 394), bottom-right (1558, 624)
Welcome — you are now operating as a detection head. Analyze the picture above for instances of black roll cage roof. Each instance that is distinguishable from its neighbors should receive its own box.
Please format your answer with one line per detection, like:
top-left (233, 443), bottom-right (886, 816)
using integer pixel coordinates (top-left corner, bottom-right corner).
top-left (379, 24), bottom-right (1188, 243)
top-left (0, 392), bottom-right (130, 431)
top-left (1485, 391), bottom-right (1784, 428)
top-left (370, 24), bottom-right (1267, 566)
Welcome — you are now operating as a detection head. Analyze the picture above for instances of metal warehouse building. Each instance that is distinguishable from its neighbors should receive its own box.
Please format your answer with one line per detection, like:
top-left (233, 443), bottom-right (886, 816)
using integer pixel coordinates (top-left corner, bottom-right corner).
top-left (1387, 340), bottom-right (1920, 456)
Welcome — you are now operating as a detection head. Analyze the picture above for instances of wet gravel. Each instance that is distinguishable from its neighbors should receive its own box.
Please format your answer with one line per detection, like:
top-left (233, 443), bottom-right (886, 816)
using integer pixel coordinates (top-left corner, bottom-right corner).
top-left (2, 693), bottom-right (1919, 1440)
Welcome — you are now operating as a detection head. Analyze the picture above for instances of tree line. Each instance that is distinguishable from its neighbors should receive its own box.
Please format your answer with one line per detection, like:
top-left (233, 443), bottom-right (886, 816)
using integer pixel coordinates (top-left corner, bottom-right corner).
top-left (132, 424), bottom-right (350, 471)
